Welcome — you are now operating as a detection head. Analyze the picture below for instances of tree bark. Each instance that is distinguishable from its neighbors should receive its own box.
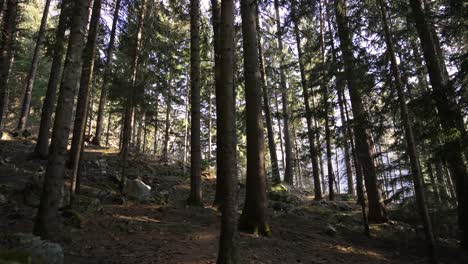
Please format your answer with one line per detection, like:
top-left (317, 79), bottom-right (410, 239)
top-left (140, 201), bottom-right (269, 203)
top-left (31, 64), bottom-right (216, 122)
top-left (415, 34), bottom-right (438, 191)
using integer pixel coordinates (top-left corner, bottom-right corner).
top-left (93, 0), bottom-right (121, 146)
top-left (238, 0), bottom-right (269, 236)
top-left (256, 5), bottom-right (280, 185)
top-left (334, 0), bottom-right (387, 222)
top-left (33, 0), bottom-right (90, 239)
top-left (69, 0), bottom-right (102, 179)
top-left (273, 0), bottom-right (293, 184)
top-left (16, 0), bottom-right (52, 132)
top-left (0, 0), bottom-right (18, 131)
top-left (409, 0), bottom-right (468, 250)
top-left (378, 0), bottom-right (437, 259)
top-left (187, 0), bottom-right (202, 206)
top-left (216, 0), bottom-right (238, 262)
top-left (291, 2), bottom-right (322, 199)
top-left (33, 0), bottom-right (71, 158)
top-left (121, 0), bottom-right (147, 189)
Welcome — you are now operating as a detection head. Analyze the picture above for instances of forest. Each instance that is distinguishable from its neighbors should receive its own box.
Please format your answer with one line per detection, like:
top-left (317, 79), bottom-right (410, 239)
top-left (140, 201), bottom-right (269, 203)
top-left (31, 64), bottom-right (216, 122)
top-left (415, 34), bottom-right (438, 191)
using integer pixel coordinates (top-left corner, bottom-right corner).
top-left (0, 0), bottom-right (466, 263)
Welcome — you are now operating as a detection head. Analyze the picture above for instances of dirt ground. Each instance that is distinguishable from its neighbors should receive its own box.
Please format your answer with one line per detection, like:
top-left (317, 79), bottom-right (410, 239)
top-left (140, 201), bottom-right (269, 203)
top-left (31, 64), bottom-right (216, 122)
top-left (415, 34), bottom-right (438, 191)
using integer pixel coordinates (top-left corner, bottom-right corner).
top-left (1, 138), bottom-right (466, 264)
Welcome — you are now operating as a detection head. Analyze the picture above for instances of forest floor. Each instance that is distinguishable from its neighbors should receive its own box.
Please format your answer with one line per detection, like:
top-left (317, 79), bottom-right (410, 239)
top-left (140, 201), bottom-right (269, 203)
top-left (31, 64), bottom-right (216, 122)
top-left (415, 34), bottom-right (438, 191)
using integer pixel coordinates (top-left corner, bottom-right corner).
top-left (0, 137), bottom-right (467, 264)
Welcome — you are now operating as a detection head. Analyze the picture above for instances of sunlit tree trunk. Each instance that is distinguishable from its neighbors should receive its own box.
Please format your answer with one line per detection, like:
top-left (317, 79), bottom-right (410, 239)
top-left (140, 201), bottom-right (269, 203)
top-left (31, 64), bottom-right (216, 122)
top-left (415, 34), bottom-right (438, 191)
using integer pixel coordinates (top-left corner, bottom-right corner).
top-left (238, 0), bottom-right (269, 236)
top-left (93, 0), bottom-right (122, 146)
top-left (33, 0), bottom-right (91, 239)
top-left (216, 0), bottom-right (238, 261)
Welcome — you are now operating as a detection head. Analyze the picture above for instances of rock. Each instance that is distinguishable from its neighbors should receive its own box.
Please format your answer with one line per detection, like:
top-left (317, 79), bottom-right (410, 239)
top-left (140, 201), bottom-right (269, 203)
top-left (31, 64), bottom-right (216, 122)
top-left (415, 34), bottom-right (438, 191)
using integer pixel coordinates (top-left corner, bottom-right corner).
top-left (123, 179), bottom-right (152, 201)
top-left (325, 223), bottom-right (337, 236)
top-left (0, 194), bottom-right (7, 204)
top-left (4, 233), bottom-right (63, 264)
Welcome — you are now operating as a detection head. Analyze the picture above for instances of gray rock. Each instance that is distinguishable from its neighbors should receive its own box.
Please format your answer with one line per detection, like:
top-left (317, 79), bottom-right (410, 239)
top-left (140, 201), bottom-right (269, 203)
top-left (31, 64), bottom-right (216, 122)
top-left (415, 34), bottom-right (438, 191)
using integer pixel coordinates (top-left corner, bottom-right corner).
top-left (5, 233), bottom-right (63, 264)
top-left (325, 223), bottom-right (337, 236)
top-left (0, 193), bottom-right (7, 204)
top-left (124, 179), bottom-right (152, 201)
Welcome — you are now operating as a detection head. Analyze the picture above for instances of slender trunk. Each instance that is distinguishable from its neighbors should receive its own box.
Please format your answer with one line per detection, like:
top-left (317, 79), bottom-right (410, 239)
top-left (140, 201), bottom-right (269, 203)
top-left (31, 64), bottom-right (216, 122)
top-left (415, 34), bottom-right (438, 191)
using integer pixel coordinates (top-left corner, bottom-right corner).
top-left (211, 0), bottom-right (224, 207)
top-left (379, 0), bottom-right (437, 259)
top-left (183, 85), bottom-right (189, 171)
top-left (34, 0), bottom-right (70, 158)
top-left (0, 0), bottom-right (18, 131)
top-left (105, 110), bottom-right (112, 147)
top-left (121, 0), bottom-right (147, 189)
top-left (142, 112), bottom-right (147, 153)
top-left (69, 0), bottom-right (101, 170)
top-left (274, 0), bottom-right (293, 184)
top-left (16, 0), bottom-right (52, 131)
top-left (409, 0), bottom-right (467, 249)
top-left (337, 79), bottom-right (354, 194)
top-left (334, 0), bottom-right (387, 222)
top-left (187, 0), bottom-right (202, 206)
top-left (163, 85), bottom-right (171, 163)
top-left (136, 111), bottom-right (143, 152)
top-left (291, 3), bottom-right (322, 199)
top-left (426, 161), bottom-right (440, 203)
top-left (216, 0), bottom-right (239, 261)
top-left (93, 0), bottom-right (121, 146)
top-left (33, 0), bottom-right (90, 239)
top-left (256, 7), bottom-right (280, 184)
top-left (273, 88), bottom-right (285, 171)
top-left (153, 95), bottom-right (159, 155)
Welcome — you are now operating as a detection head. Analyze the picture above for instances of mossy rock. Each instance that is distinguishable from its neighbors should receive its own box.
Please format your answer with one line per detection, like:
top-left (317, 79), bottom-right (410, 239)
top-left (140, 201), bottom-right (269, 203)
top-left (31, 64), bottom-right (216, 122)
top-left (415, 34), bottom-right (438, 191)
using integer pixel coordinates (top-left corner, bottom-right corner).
top-left (0, 250), bottom-right (33, 264)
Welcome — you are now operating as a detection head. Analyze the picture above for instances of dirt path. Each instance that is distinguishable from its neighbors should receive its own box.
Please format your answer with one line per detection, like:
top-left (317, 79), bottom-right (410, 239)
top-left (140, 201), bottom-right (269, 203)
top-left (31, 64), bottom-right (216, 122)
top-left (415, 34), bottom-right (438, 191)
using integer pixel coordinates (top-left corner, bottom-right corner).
top-left (0, 138), bottom-right (465, 264)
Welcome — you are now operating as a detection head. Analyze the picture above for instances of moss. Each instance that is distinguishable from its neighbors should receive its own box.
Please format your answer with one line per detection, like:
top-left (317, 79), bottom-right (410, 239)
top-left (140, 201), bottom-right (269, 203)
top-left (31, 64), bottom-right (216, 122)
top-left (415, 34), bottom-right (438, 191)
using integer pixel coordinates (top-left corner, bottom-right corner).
top-left (270, 184), bottom-right (288, 193)
top-left (0, 250), bottom-right (32, 264)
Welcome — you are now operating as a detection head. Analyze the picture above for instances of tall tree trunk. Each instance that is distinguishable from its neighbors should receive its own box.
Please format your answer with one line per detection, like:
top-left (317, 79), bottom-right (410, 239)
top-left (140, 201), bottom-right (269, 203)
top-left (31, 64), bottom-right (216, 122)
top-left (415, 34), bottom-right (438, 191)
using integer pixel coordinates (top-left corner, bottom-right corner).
top-left (256, 5), bottom-right (280, 184)
top-left (0, 0), bottom-right (18, 132)
top-left (121, 0), bottom-right (146, 189)
top-left (163, 85), bottom-right (171, 163)
top-left (216, 0), bottom-right (238, 261)
top-left (105, 109), bottom-right (112, 147)
top-left (273, 88), bottom-right (285, 171)
top-left (187, 0), bottom-right (202, 206)
top-left (273, 0), bottom-right (293, 184)
top-left (238, 0), bottom-right (269, 236)
top-left (16, 0), bottom-right (52, 132)
top-left (93, 0), bottom-right (121, 146)
top-left (212, 0), bottom-right (224, 207)
top-left (183, 85), bottom-right (189, 172)
top-left (153, 94), bottom-right (159, 155)
top-left (69, 0), bottom-right (101, 181)
top-left (334, 0), bottom-right (387, 222)
top-left (378, 0), bottom-right (437, 259)
top-left (33, 0), bottom-right (70, 158)
top-left (409, 0), bottom-right (468, 249)
top-left (33, 0), bottom-right (90, 239)
top-left (337, 79), bottom-right (354, 194)
top-left (291, 2), bottom-right (322, 199)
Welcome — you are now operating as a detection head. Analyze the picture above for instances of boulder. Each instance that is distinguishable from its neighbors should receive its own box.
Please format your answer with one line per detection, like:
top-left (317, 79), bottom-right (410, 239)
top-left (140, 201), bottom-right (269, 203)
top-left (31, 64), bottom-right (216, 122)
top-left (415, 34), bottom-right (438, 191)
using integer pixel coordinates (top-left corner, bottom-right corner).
top-left (123, 179), bottom-right (151, 201)
top-left (3, 233), bottom-right (63, 264)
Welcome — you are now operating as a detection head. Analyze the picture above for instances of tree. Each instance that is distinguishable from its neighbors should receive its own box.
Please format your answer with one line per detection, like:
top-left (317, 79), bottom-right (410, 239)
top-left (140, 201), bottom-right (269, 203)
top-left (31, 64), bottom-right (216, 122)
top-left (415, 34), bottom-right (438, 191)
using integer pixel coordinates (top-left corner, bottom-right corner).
top-left (93, 0), bottom-right (122, 146)
top-left (69, 0), bottom-right (102, 199)
top-left (216, 0), bottom-right (238, 261)
top-left (16, 0), bottom-right (52, 132)
top-left (378, 0), bottom-right (437, 260)
top-left (33, 0), bottom-right (71, 158)
top-left (291, 0), bottom-right (322, 199)
top-left (238, 0), bottom-right (269, 236)
top-left (33, 0), bottom-right (91, 239)
top-left (273, 0), bottom-right (293, 184)
top-left (0, 0), bottom-right (18, 132)
top-left (256, 4), bottom-right (280, 185)
top-left (409, 0), bottom-right (468, 249)
top-left (334, 0), bottom-right (387, 222)
top-left (187, 0), bottom-right (202, 206)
